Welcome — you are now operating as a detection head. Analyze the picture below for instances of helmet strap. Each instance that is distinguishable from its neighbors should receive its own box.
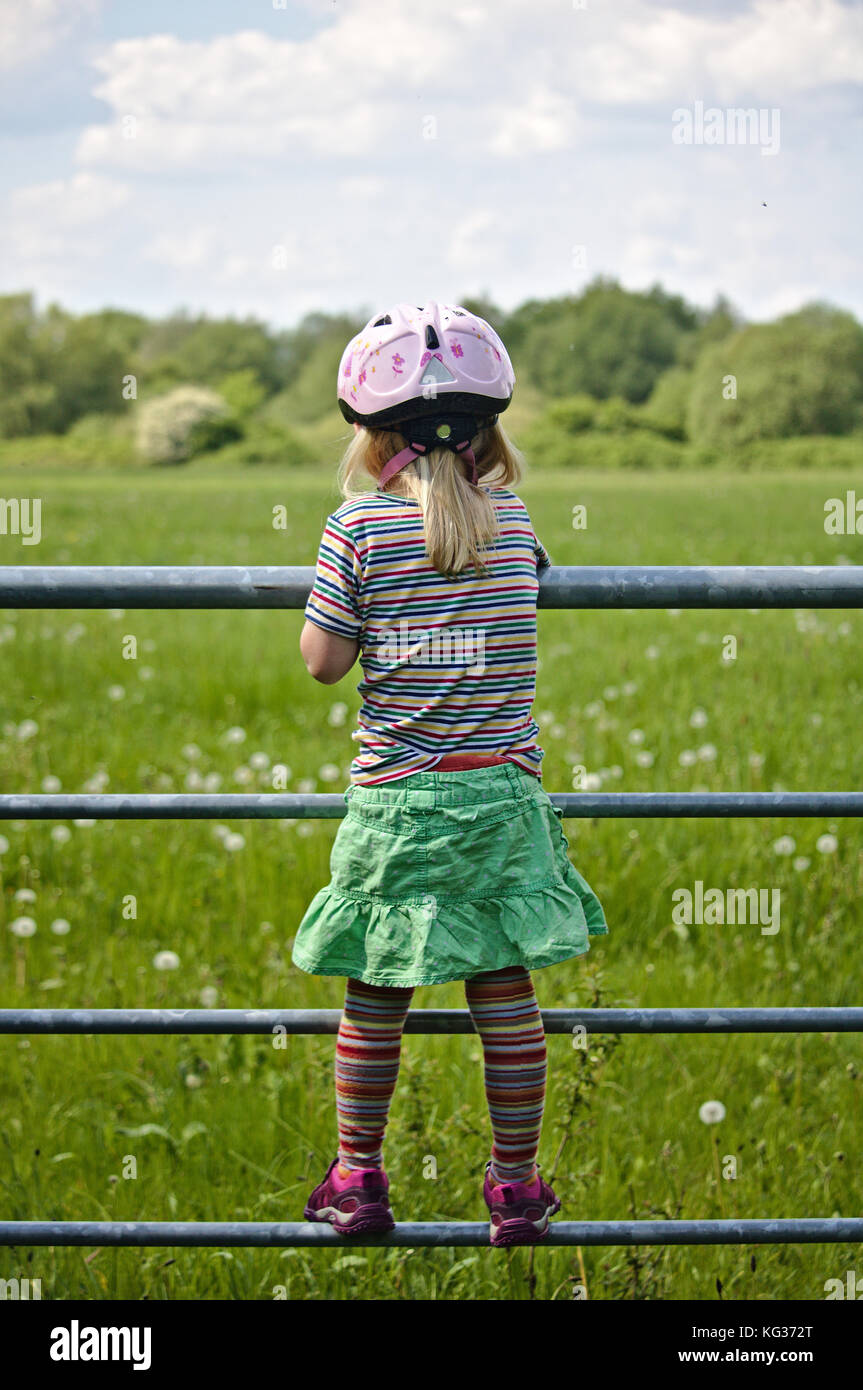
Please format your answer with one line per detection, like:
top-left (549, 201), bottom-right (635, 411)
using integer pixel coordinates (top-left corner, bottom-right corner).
top-left (377, 439), bottom-right (478, 491)
top-left (375, 415), bottom-right (483, 491)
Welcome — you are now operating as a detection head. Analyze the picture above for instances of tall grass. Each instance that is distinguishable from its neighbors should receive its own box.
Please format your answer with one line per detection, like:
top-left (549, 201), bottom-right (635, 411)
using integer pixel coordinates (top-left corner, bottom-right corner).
top-left (1, 465), bottom-right (861, 1299)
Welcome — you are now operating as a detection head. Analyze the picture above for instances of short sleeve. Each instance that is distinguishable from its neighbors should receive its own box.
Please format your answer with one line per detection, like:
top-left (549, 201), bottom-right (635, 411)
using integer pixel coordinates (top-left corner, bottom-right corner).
top-left (304, 514), bottom-right (363, 641)
top-left (534, 534), bottom-right (552, 569)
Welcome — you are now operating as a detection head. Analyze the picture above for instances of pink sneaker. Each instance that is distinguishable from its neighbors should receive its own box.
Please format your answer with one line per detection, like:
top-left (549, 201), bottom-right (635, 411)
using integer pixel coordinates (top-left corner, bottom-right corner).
top-left (483, 1161), bottom-right (561, 1246)
top-left (304, 1158), bottom-right (395, 1236)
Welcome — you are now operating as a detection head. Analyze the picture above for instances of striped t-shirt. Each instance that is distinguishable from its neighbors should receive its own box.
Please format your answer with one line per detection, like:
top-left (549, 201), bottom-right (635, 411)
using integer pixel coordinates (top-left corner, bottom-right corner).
top-left (304, 487), bottom-right (552, 786)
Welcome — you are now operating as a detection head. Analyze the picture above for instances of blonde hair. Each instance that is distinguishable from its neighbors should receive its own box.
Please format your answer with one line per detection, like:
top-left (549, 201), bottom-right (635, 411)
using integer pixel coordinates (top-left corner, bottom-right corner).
top-left (337, 420), bottom-right (525, 577)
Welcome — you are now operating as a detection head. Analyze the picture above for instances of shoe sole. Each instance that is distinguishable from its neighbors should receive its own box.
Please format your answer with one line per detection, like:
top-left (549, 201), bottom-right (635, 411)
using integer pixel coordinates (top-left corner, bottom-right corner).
top-left (488, 1199), bottom-right (561, 1247)
top-left (304, 1202), bottom-right (395, 1236)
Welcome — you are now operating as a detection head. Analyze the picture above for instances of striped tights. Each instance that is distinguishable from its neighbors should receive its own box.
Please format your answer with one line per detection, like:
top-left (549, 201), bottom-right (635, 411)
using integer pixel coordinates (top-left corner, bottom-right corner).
top-left (334, 968), bottom-right (546, 1184)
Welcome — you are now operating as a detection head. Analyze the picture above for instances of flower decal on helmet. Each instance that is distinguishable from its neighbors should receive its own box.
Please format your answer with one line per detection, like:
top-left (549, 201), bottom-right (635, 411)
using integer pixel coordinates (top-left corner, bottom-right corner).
top-left (392, 352), bottom-right (405, 374)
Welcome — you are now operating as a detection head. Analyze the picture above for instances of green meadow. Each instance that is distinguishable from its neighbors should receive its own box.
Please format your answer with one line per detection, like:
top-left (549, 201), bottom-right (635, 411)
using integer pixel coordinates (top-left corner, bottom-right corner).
top-left (1, 464), bottom-right (862, 1301)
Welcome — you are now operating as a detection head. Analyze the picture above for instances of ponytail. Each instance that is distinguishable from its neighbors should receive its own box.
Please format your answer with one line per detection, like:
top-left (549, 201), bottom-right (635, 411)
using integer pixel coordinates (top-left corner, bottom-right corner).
top-left (337, 421), bottom-right (525, 577)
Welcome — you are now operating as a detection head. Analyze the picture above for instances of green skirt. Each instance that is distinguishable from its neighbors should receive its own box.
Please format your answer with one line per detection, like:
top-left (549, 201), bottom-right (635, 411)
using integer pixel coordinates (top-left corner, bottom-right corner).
top-left (291, 762), bottom-right (608, 987)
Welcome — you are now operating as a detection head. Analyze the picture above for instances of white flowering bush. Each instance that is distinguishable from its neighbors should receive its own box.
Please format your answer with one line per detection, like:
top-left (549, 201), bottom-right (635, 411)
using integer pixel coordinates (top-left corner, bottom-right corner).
top-left (135, 386), bottom-right (239, 465)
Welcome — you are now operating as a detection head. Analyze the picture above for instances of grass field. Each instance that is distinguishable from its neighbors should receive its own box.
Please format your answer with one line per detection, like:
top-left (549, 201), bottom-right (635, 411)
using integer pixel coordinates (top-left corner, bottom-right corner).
top-left (1, 464), bottom-right (862, 1301)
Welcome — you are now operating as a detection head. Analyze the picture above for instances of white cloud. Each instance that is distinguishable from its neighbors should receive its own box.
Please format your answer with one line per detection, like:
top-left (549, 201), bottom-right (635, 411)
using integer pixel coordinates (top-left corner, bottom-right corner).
top-left (10, 170), bottom-right (128, 218)
top-left (141, 229), bottom-right (218, 270)
top-left (71, 1), bottom-right (862, 178)
top-left (0, 0), bottom-right (102, 71)
top-left (488, 88), bottom-right (578, 157)
top-left (6, 172), bottom-right (131, 263)
top-left (447, 209), bottom-right (503, 275)
top-left (1, 0), bottom-right (860, 325)
top-left (574, 0), bottom-right (863, 105)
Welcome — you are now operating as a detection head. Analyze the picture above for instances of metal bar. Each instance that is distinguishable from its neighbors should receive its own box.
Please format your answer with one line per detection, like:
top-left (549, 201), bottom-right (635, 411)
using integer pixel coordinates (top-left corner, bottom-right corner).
top-left (1, 1008), bottom-right (862, 1035)
top-left (2, 565), bottom-right (863, 609)
top-left (1, 1218), bottom-right (861, 1248)
top-left (3, 791), bottom-right (863, 820)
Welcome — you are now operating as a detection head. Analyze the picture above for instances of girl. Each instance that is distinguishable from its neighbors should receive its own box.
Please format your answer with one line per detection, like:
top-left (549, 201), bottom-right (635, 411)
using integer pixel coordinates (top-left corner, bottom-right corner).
top-left (293, 302), bottom-right (608, 1246)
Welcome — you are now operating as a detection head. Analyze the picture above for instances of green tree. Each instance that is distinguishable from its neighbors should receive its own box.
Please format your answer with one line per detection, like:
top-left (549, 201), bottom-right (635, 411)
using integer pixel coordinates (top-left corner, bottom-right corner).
top-left (505, 279), bottom-right (699, 403)
top-left (0, 293), bottom-right (54, 436)
top-left (40, 306), bottom-right (134, 431)
top-left (641, 366), bottom-right (694, 440)
top-left (688, 303), bottom-right (863, 446)
top-left (136, 313), bottom-right (283, 394)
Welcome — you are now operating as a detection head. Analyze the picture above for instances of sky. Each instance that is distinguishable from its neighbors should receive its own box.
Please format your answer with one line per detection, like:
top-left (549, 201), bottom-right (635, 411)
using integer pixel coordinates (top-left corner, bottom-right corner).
top-left (0, 0), bottom-right (861, 333)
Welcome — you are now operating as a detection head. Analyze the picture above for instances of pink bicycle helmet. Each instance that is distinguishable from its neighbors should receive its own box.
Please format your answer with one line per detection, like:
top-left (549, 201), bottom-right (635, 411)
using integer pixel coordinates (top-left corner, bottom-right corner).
top-left (337, 301), bottom-right (515, 490)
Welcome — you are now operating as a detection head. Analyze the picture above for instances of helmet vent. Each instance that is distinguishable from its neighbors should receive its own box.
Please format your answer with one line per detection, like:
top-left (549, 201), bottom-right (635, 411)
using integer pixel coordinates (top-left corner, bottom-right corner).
top-left (425, 325), bottom-right (440, 350)
top-left (373, 314), bottom-right (392, 327)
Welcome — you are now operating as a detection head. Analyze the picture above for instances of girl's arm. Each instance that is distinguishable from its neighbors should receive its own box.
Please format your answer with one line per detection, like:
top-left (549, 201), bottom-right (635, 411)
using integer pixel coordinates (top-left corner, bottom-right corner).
top-left (300, 619), bottom-right (360, 684)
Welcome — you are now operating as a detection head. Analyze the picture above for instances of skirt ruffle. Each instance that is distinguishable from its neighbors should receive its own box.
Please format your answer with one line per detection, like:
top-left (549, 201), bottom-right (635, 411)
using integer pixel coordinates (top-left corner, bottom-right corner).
top-left (292, 858), bottom-right (607, 988)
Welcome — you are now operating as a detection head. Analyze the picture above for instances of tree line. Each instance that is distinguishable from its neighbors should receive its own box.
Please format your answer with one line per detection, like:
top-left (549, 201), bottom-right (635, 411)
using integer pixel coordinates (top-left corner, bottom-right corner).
top-left (1, 282), bottom-right (861, 464)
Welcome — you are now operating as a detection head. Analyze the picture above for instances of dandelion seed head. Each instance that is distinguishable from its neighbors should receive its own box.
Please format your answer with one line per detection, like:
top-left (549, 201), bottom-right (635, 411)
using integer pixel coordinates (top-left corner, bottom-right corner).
top-left (153, 950), bottom-right (180, 971)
